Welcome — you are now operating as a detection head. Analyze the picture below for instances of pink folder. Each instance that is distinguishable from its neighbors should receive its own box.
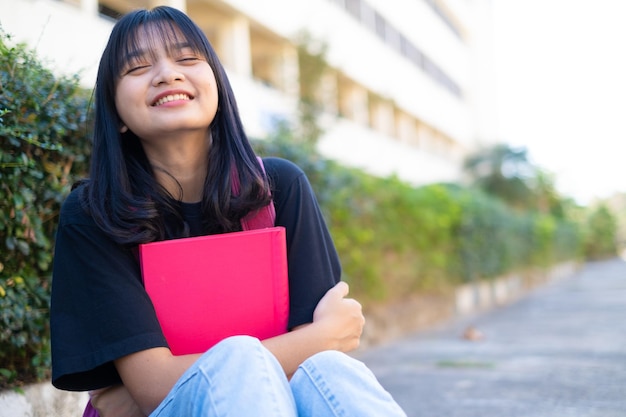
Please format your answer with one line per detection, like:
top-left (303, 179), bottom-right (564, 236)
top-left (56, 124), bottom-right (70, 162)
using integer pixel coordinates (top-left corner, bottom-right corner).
top-left (139, 226), bottom-right (289, 355)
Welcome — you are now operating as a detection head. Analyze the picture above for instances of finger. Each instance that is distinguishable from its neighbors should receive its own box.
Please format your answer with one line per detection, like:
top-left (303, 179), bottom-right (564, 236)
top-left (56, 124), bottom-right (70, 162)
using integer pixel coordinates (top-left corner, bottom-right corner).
top-left (331, 281), bottom-right (349, 298)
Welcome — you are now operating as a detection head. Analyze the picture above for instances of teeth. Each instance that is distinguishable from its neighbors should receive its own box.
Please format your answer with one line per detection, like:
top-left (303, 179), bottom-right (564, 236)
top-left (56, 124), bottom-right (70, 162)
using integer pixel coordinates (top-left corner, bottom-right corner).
top-left (154, 94), bottom-right (190, 106)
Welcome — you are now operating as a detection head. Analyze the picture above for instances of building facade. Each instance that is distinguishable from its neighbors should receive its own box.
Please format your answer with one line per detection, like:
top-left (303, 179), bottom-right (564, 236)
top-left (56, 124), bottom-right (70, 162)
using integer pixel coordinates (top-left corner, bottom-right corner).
top-left (0, 0), bottom-right (499, 186)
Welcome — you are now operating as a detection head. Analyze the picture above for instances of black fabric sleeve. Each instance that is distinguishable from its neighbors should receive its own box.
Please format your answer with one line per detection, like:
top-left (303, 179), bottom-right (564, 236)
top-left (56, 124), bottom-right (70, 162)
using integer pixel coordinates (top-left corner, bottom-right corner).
top-left (50, 188), bottom-right (168, 391)
top-left (262, 157), bottom-right (342, 329)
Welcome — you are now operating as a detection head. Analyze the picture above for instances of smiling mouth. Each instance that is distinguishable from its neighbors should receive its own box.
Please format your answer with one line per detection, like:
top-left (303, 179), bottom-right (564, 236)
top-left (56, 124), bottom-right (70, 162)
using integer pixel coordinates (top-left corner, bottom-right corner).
top-left (153, 94), bottom-right (191, 106)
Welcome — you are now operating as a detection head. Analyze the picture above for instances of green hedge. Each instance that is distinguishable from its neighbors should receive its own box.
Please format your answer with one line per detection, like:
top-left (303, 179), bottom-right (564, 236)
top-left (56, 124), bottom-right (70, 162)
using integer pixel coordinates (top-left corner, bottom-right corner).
top-left (0, 32), bottom-right (90, 386)
top-left (254, 137), bottom-right (585, 300)
top-left (584, 204), bottom-right (619, 260)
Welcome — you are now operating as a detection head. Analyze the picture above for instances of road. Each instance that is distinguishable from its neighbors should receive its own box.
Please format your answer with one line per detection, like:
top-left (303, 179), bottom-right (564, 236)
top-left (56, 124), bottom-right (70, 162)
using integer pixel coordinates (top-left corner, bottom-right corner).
top-left (358, 258), bottom-right (626, 417)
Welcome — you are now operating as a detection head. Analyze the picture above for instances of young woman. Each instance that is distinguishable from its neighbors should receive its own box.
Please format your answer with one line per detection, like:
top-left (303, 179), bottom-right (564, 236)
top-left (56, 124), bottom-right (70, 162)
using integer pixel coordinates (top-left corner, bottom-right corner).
top-left (50, 6), bottom-right (406, 416)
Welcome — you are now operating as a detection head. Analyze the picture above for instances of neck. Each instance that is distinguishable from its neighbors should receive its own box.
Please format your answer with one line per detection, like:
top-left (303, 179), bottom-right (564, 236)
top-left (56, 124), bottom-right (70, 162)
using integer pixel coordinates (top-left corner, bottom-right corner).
top-left (142, 132), bottom-right (211, 203)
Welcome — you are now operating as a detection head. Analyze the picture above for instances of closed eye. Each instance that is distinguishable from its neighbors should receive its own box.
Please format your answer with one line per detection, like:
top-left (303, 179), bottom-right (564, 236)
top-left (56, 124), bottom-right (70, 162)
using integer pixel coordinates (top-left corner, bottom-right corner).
top-left (177, 56), bottom-right (202, 64)
top-left (174, 46), bottom-right (204, 64)
top-left (125, 65), bottom-right (150, 75)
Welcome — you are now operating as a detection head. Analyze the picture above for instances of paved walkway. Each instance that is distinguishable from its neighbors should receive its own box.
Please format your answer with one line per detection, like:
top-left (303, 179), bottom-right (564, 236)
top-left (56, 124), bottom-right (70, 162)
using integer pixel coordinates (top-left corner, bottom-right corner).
top-left (358, 258), bottom-right (626, 417)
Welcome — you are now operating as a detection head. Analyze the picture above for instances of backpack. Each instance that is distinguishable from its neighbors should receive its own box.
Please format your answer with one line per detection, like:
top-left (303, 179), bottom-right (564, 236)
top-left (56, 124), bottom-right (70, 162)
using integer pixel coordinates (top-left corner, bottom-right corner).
top-left (237, 157), bottom-right (276, 230)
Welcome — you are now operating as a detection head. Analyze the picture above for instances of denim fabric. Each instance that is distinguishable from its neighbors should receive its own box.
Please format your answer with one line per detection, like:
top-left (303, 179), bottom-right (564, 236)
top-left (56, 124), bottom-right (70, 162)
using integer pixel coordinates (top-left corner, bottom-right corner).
top-left (150, 336), bottom-right (297, 416)
top-left (291, 350), bottom-right (407, 417)
top-left (149, 335), bottom-right (405, 417)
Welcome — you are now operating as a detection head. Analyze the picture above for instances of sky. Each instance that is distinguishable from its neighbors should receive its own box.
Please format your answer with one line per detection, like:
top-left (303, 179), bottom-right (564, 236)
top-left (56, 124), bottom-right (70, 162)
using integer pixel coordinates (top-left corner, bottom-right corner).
top-left (491, 0), bottom-right (626, 205)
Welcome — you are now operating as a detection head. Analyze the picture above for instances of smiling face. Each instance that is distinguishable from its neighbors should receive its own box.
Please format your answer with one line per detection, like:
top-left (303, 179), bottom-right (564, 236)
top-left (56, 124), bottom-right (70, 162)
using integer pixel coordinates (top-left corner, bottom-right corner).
top-left (114, 24), bottom-right (219, 143)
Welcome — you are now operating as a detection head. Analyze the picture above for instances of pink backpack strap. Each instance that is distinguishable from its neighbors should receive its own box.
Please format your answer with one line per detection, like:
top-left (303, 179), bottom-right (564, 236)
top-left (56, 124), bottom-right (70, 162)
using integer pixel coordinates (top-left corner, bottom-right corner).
top-left (82, 400), bottom-right (99, 417)
top-left (233, 156), bottom-right (276, 230)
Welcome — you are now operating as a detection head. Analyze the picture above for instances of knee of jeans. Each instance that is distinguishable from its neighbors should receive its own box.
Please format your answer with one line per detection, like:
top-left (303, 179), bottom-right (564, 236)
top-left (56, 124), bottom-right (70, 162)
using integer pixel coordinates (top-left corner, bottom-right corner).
top-left (211, 335), bottom-right (263, 355)
top-left (192, 336), bottom-right (266, 375)
top-left (306, 350), bottom-right (357, 371)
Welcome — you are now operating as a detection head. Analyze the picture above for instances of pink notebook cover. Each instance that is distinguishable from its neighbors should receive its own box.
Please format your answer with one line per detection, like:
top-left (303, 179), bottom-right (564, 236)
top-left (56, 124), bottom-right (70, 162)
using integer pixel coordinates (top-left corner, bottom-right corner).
top-left (139, 226), bottom-right (289, 355)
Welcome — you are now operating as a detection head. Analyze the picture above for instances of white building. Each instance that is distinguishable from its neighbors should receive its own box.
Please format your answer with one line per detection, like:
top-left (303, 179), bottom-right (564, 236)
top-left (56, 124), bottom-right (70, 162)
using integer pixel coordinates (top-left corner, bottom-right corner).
top-left (0, 0), bottom-right (499, 186)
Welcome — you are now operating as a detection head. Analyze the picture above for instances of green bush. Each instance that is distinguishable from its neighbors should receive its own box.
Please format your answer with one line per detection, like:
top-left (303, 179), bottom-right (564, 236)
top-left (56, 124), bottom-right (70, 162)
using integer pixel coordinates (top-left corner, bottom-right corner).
top-left (0, 31), bottom-right (91, 387)
top-left (584, 204), bottom-right (618, 260)
top-left (254, 136), bottom-right (585, 301)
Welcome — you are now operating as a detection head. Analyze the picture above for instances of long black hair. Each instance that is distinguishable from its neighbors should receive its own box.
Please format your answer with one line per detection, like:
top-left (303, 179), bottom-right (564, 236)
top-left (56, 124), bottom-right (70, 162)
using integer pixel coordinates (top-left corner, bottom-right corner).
top-left (82, 6), bottom-right (271, 245)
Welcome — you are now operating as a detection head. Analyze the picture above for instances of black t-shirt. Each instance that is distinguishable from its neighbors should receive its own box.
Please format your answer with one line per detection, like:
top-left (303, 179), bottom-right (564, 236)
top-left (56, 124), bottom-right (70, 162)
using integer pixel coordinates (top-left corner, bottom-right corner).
top-left (50, 157), bottom-right (341, 391)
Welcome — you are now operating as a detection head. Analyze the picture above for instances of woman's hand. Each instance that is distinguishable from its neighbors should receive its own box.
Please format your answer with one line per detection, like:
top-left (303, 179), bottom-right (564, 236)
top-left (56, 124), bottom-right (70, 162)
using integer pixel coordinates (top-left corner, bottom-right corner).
top-left (89, 384), bottom-right (146, 417)
top-left (312, 281), bottom-right (365, 352)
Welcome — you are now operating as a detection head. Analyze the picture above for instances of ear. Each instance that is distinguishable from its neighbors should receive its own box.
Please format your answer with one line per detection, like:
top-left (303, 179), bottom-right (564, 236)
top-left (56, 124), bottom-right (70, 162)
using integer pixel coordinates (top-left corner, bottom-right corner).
top-left (120, 125), bottom-right (128, 133)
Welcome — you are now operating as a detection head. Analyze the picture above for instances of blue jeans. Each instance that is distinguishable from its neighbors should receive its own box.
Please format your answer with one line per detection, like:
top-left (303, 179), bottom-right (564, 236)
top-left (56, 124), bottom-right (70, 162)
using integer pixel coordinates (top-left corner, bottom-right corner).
top-left (150, 336), bottom-right (406, 416)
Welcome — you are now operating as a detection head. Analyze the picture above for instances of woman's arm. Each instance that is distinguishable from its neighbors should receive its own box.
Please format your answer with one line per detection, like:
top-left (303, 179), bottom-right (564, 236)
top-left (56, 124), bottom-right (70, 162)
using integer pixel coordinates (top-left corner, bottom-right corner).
top-left (113, 348), bottom-right (201, 415)
top-left (262, 281), bottom-right (365, 378)
top-left (89, 385), bottom-right (146, 417)
top-left (111, 281), bottom-right (364, 415)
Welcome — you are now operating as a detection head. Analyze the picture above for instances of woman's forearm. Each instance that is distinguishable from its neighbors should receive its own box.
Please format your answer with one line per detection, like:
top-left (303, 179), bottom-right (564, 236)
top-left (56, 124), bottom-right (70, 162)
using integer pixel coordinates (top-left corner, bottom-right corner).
top-left (262, 323), bottom-right (327, 378)
top-left (263, 282), bottom-right (365, 378)
top-left (112, 282), bottom-right (363, 414)
top-left (114, 348), bottom-right (203, 415)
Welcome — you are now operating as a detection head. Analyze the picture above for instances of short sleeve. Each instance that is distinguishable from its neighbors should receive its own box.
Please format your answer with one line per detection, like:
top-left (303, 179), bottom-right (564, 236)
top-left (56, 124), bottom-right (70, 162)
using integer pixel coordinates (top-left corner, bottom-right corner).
top-left (262, 157), bottom-right (342, 329)
top-left (50, 188), bottom-right (168, 391)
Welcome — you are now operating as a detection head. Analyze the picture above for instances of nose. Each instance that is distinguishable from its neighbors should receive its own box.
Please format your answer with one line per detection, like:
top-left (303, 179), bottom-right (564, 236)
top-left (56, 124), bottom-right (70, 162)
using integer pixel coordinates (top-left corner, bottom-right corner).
top-left (152, 59), bottom-right (185, 86)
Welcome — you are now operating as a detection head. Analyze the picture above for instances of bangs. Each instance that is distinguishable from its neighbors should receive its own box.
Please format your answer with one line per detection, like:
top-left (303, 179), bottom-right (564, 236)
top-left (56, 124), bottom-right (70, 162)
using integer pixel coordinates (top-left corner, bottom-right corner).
top-left (111, 12), bottom-right (209, 77)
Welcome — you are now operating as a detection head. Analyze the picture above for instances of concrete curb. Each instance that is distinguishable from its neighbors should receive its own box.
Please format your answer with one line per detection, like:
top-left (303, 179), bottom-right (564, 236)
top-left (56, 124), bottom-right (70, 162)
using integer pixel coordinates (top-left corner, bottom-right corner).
top-left (454, 261), bottom-right (578, 315)
top-left (0, 382), bottom-right (87, 417)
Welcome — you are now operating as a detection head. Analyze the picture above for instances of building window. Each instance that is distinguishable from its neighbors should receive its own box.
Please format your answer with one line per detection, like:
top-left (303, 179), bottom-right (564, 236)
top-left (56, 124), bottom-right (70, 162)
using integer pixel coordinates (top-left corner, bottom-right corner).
top-left (345, 0), bottom-right (362, 20)
top-left (327, 0), bottom-right (462, 97)
top-left (374, 12), bottom-right (386, 39)
top-left (99, 3), bottom-right (122, 20)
